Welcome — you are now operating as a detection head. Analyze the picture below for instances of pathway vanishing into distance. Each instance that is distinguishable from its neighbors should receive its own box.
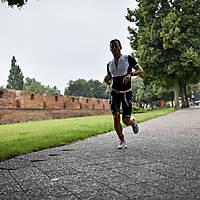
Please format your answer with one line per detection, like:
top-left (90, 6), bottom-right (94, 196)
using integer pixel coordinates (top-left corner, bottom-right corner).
top-left (0, 107), bottom-right (200, 199)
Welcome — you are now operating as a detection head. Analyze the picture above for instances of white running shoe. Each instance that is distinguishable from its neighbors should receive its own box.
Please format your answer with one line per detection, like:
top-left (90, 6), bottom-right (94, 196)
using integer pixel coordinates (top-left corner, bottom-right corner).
top-left (118, 140), bottom-right (127, 149)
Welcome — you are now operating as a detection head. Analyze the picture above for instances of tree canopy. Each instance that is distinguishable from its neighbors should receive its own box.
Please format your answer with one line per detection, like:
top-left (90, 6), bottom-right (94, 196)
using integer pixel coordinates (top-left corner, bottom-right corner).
top-left (24, 77), bottom-right (61, 95)
top-left (131, 77), bottom-right (143, 103)
top-left (24, 77), bottom-right (46, 93)
top-left (132, 77), bottom-right (173, 108)
top-left (126, 0), bottom-right (200, 108)
top-left (64, 79), bottom-right (109, 99)
top-left (1, 0), bottom-right (27, 7)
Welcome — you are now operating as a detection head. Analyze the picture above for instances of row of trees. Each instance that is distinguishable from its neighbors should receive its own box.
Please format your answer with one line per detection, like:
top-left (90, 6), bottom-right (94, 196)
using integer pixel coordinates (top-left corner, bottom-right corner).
top-left (24, 77), bottom-right (61, 94)
top-left (3, 56), bottom-right (200, 106)
top-left (132, 77), bottom-right (174, 108)
top-left (126, 0), bottom-right (200, 109)
top-left (64, 79), bottom-right (109, 99)
top-left (5, 56), bottom-right (61, 95)
top-left (64, 76), bottom-right (175, 108)
top-left (4, 56), bottom-right (109, 98)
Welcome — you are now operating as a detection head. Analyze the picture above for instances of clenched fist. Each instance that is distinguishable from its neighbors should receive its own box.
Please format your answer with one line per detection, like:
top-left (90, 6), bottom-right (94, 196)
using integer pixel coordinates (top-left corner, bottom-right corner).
top-left (122, 74), bottom-right (131, 84)
top-left (104, 75), bottom-right (112, 85)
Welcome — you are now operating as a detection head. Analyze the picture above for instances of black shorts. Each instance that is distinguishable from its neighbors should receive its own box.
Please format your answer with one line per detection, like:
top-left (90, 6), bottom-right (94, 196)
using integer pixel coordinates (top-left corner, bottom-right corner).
top-left (110, 90), bottom-right (132, 118)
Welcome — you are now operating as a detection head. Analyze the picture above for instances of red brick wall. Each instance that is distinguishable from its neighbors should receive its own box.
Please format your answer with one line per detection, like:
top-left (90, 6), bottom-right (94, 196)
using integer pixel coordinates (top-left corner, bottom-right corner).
top-left (65, 96), bottom-right (81, 109)
top-left (42, 93), bottom-right (65, 109)
top-left (0, 109), bottom-right (111, 124)
top-left (0, 89), bottom-right (111, 124)
top-left (0, 89), bottom-right (16, 109)
top-left (16, 90), bottom-right (44, 109)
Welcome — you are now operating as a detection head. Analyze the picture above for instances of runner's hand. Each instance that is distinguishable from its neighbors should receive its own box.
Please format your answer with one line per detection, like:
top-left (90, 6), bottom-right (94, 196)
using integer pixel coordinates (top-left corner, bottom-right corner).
top-left (104, 75), bottom-right (112, 85)
top-left (123, 74), bottom-right (131, 84)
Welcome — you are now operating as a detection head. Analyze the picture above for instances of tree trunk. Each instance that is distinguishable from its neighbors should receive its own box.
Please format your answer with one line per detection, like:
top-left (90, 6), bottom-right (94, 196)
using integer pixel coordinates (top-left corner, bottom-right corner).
top-left (180, 83), bottom-right (189, 108)
top-left (173, 77), bottom-right (180, 109)
top-left (183, 84), bottom-right (189, 108)
top-left (180, 83), bottom-right (186, 108)
top-left (180, 84), bottom-right (184, 108)
top-left (171, 100), bottom-right (174, 107)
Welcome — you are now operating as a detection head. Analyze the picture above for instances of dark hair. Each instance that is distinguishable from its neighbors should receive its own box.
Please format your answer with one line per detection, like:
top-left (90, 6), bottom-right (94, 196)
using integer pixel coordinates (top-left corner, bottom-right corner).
top-left (110, 39), bottom-right (121, 47)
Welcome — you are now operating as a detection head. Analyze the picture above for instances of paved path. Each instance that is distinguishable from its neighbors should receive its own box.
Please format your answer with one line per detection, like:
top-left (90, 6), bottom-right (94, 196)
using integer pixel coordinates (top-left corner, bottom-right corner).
top-left (0, 108), bottom-right (200, 200)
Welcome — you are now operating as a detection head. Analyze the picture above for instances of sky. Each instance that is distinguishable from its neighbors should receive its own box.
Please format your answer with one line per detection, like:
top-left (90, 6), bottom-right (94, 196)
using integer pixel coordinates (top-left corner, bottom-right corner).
top-left (0, 0), bottom-right (137, 94)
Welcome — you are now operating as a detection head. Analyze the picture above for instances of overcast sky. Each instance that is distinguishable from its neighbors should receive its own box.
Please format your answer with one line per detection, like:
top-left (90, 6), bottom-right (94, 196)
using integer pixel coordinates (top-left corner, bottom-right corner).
top-left (0, 0), bottom-right (137, 93)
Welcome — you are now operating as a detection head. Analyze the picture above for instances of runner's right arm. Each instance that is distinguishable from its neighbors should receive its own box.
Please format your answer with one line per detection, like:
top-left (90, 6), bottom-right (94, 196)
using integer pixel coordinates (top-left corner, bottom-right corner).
top-left (104, 63), bottom-right (112, 85)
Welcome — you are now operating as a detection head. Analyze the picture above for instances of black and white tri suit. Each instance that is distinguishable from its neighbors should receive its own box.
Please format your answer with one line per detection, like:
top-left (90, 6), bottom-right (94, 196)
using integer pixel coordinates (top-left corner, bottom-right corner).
top-left (107, 55), bottom-right (138, 118)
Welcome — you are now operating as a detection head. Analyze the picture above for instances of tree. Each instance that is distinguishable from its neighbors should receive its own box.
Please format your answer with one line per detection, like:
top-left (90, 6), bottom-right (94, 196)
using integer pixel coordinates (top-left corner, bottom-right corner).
top-left (0, 86), bottom-right (4, 89)
top-left (24, 77), bottom-right (46, 93)
top-left (136, 82), bottom-right (159, 108)
top-left (7, 56), bottom-right (24, 90)
top-left (154, 85), bottom-right (174, 106)
top-left (64, 79), bottom-right (109, 99)
top-left (24, 77), bottom-right (61, 95)
top-left (45, 85), bottom-right (60, 95)
top-left (64, 79), bottom-right (89, 97)
top-left (131, 77), bottom-right (143, 102)
top-left (1, 0), bottom-right (28, 7)
top-left (87, 79), bottom-right (109, 99)
top-left (132, 77), bottom-right (174, 108)
top-left (126, 0), bottom-right (200, 109)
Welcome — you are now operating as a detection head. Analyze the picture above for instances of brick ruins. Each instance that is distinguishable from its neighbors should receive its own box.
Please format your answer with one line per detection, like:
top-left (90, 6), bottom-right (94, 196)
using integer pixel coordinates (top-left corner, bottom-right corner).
top-left (0, 89), bottom-right (111, 124)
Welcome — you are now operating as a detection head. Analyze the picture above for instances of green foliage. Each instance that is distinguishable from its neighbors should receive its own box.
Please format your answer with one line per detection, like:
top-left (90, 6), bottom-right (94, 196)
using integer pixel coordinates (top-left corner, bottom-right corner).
top-left (24, 77), bottom-right (61, 95)
top-left (136, 81), bottom-right (160, 108)
top-left (64, 79), bottom-right (109, 99)
top-left (131, 77), bottom-right (143, 102)
top-left (126, 0), bottom-right (200, 108)
top-left (132, 77), bottom-right (173, 107)
top-left (132, 105), bottom-right (147, 113)
top-left (180, 48), bottom-right (200, 84)
top-left (45, 85), bottom-right (60, 95)
top-left (6, 56), bottom-right (24, 90)
top-left (65, 79), bottom-right (88, 97)
top-left (161, 11), bottom-right (181, 50)
top-left (154, 85), bottom-right (174, 101)
top-left (1, 0), bottom-right (28, 7)
top-left (120, 105), bottom-right (146, 115)
top-left (88, 79), bottom-right (109, 99)
top-left (24, 77), bottom-right (46, 93)
top-left (0, 85), bottom-right (4, 89)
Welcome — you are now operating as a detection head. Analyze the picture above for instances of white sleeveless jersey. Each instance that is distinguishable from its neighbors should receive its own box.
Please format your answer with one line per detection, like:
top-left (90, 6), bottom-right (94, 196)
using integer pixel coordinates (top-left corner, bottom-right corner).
top-left (107, 55), bottom-right (138, 91)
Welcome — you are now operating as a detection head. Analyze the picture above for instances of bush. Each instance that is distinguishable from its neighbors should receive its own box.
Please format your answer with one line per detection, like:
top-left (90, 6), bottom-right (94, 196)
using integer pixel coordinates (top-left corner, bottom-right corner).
top-left (120, 105), bottom-right (147, 114)
top-left (132, 106), bottom-right (147, 113)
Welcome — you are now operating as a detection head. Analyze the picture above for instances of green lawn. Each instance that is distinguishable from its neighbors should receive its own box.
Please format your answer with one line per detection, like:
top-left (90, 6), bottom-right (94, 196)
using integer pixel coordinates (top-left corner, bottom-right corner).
top-left (0, 108), bottom-right (174, 161)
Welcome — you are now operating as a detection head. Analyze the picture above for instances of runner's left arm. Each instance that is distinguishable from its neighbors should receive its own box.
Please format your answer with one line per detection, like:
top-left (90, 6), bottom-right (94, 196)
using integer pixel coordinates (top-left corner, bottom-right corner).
top-left (123, 56), bottom-right (144, 84)
top-left (128, 55), bottom-right (143, 77)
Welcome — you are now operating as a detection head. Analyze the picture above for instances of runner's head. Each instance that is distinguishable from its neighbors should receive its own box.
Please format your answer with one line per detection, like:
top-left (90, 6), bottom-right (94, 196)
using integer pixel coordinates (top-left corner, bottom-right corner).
top-left (110, 39), bottom-right (122, 57)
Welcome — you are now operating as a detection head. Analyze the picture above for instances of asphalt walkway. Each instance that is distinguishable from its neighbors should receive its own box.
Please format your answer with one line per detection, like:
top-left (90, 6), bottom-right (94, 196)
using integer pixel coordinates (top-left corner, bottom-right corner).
top-left (0, 107), bottom-right (200, 199)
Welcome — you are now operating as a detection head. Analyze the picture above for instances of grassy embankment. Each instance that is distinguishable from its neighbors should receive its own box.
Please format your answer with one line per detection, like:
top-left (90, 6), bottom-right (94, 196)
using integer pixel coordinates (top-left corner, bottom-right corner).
top-left (0, 107), bottom-right (174, 161)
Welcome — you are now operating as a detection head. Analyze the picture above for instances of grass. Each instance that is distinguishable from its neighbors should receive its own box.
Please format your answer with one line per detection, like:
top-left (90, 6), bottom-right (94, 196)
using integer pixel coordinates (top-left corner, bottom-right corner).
top-left (0, 107), bottom-right (174, 162)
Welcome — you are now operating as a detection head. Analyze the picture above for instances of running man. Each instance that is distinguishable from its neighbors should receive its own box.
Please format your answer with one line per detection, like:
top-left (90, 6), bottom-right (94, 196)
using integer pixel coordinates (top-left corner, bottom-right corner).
top-left (104, 39), bottom-right (144, 149)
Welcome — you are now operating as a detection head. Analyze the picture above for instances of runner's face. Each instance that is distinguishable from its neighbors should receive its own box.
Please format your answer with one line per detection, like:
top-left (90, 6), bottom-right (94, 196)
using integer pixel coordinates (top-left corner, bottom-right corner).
top-left (110, 41), bottom-right (122, 57)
